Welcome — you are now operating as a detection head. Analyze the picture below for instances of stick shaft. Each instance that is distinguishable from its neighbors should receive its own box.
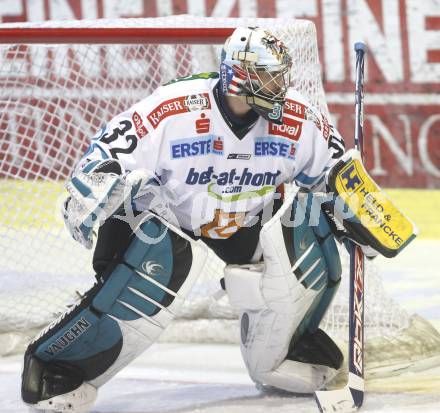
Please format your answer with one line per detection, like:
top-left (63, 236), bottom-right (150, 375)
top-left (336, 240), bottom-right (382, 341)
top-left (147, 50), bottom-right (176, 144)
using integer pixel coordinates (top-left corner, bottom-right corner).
top-left (348, 42), bottom-right (367, 407)
top-left (313, 41), bottom-right (367, 413)
top-left (354, 42), bottom-right (366, 156)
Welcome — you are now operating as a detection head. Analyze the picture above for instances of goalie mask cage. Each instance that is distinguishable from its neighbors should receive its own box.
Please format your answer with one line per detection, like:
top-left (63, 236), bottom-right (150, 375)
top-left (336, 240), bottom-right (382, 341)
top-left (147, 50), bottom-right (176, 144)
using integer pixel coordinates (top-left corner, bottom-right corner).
top-left (0, 16), bottom-right (439, 383)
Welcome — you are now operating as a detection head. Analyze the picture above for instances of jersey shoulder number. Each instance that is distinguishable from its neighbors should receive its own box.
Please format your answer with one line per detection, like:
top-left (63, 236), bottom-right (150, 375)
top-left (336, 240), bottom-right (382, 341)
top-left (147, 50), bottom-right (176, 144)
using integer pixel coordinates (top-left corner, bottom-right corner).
top-left (98, 118), bottom-right (138, 160)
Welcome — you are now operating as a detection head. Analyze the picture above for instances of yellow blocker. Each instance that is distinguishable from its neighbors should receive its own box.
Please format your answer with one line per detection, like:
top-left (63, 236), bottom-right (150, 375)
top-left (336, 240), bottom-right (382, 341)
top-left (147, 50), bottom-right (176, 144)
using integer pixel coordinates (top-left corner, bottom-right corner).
top-left (326, 150), bottom-right (417, 258)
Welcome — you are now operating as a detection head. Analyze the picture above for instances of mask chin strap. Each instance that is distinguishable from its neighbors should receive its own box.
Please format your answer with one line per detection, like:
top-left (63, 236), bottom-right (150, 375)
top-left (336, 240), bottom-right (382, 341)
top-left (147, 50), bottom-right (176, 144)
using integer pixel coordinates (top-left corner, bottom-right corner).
top-left (245, 95), bottom-right (285, 125)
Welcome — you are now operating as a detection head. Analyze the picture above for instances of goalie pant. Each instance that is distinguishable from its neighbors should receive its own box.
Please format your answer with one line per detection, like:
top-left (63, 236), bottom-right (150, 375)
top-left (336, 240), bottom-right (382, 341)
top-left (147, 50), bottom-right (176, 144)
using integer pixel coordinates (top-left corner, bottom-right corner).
top-left (21, 214), bottom-right (211, 413)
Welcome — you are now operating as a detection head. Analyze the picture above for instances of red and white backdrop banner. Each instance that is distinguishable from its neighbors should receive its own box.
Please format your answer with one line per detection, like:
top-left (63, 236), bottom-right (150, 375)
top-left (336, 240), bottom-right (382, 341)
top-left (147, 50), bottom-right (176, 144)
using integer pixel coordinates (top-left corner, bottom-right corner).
top-left (1, 0), bottom-right (439, 188)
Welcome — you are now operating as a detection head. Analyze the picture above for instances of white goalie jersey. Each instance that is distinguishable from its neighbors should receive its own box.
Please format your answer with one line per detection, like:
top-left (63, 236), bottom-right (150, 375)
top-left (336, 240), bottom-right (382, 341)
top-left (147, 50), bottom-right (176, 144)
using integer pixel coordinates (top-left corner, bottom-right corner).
top-left (79, 73), bottom-right (345, 239)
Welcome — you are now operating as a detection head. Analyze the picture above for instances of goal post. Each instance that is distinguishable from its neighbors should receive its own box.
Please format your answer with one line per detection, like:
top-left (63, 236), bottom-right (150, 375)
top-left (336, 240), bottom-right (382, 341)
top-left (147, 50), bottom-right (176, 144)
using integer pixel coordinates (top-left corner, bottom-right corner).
top-left (0, 16), bottom-right (439, 382)
top-left (0, 27), bottom-right (234, 44)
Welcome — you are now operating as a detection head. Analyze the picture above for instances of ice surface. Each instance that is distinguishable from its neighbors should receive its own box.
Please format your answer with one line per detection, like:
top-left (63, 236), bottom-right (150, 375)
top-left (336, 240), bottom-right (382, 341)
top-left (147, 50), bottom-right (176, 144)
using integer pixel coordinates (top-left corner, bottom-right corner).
top-left (0, 242), bottom-right (439, 413)
top-left (1, 343), bottom-right (439, 413)
top-left (376, 239), bottom-right (440, 327)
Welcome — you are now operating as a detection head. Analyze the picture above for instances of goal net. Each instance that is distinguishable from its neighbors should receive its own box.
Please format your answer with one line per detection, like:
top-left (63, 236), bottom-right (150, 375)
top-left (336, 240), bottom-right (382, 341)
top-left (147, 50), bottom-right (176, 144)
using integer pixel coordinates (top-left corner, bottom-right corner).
top-left (1, 16), bottom-right (439, 380)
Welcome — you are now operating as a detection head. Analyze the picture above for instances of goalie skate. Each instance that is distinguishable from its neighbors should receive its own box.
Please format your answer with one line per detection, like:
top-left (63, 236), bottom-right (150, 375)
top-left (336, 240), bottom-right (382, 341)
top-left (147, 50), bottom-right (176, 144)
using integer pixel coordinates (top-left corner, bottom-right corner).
top-left (27, 382), bottom-right (97, 413)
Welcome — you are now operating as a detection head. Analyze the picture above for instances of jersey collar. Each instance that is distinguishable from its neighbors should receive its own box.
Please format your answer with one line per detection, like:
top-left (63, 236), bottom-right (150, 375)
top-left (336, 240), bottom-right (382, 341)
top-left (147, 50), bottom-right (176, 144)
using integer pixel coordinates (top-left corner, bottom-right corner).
top-left (213, 80), bottom-right (259, 140)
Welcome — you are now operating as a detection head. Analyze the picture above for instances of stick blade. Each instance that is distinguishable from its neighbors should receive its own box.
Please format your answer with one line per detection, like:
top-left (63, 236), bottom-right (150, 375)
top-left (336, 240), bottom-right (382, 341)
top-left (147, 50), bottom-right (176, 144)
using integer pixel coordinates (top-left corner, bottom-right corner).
top-left (314, 385), bottom-right (360, 413)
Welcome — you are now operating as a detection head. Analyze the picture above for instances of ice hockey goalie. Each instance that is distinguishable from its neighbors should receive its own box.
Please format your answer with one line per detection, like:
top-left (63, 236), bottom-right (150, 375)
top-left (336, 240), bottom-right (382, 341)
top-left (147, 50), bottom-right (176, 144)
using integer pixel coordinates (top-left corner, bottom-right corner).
top-left (21, 27), bottom-right (414, 413)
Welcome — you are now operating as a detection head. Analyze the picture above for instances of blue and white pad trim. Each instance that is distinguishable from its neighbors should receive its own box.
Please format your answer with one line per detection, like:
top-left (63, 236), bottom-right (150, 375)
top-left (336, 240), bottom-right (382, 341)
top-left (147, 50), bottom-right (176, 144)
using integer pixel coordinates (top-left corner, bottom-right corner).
top-left (27, 216), bottom-right (209, 389)
top-left (280, 191), bottom-right (342, 334)
top-left (233, 189), bottom-right (342, 393)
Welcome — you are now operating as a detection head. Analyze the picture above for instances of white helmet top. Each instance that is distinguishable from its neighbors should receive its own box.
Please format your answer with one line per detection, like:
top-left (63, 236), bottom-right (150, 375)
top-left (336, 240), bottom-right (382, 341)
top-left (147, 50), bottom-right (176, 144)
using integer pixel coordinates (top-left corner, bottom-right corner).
top-left (220, 27), bottom-right (292, 123)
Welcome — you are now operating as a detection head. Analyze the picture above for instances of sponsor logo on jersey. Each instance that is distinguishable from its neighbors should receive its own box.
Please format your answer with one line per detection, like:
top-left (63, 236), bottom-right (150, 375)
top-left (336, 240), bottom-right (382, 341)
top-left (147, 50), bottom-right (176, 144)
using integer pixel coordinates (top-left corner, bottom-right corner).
top-left (44, 317), bottom-right (91, 356)
top-left (222, 185), bottom-right (243, 194)
top-left (186, 166), bottom-right (281, 202)
top-left (213, 136), bottom-right (223, 152)
top-left (227, 153), bottom-right (251, 160)
top-left (147, 98), bottom-right (185, 128)
top-left (284, 98), bottom-right (306, 119)
top-left (255, 136), bottom-right (296, 159)
top-left (321, 112), bottom-right (330, 140)
top-left (185, 166), bottom-right (281, 188)
top-left (132, 111), bottom-right (148, 138)
top-left (285, 97), bottom-right (325, 132)
top-left (170, 135), bottom-right (223, 159)
top-left (184, 94), bottom-right (210, 111)
top-left (268, 116), bottom-right (302, 141)
top-left (196, 113), bottom-right (210, 133)
top-left (147, 93), bottom-right (211, 129)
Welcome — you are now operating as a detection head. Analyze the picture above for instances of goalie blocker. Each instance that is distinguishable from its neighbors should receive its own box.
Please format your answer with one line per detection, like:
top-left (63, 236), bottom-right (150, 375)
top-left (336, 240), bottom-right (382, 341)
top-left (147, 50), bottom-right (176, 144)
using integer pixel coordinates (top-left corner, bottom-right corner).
top-left (323, 150), bottom-right (417, 258)
top-left (21, 214), bottom-right (210, 413)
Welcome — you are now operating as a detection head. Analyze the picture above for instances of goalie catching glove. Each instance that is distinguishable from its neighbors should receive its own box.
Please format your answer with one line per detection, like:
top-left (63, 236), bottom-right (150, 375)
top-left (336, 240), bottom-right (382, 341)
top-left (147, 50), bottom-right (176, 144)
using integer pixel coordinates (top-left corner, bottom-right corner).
top-left (62, 159), bottom-right (153, 249)
top-left (322, 149), bottom-right (417, 258)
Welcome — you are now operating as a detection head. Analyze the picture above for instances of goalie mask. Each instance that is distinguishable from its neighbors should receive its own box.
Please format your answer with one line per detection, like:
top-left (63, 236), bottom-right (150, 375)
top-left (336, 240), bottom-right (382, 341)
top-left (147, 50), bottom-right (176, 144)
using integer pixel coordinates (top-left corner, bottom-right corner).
top-left (220, 27), bottom-right (292, 124)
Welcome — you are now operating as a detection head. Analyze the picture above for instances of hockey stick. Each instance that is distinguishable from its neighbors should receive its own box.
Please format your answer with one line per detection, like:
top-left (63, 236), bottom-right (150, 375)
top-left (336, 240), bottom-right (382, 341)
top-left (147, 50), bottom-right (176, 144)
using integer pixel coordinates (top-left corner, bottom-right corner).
top-left (314, 42), bottom-right (367, 413)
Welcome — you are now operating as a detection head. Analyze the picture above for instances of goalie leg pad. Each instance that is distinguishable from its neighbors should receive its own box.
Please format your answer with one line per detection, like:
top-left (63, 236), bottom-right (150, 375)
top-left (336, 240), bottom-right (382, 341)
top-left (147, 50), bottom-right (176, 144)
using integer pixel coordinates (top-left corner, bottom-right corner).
top-left (226, 192), bottom-right (342, 393)
top-left (22, 216), bottom-right (209, 410)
